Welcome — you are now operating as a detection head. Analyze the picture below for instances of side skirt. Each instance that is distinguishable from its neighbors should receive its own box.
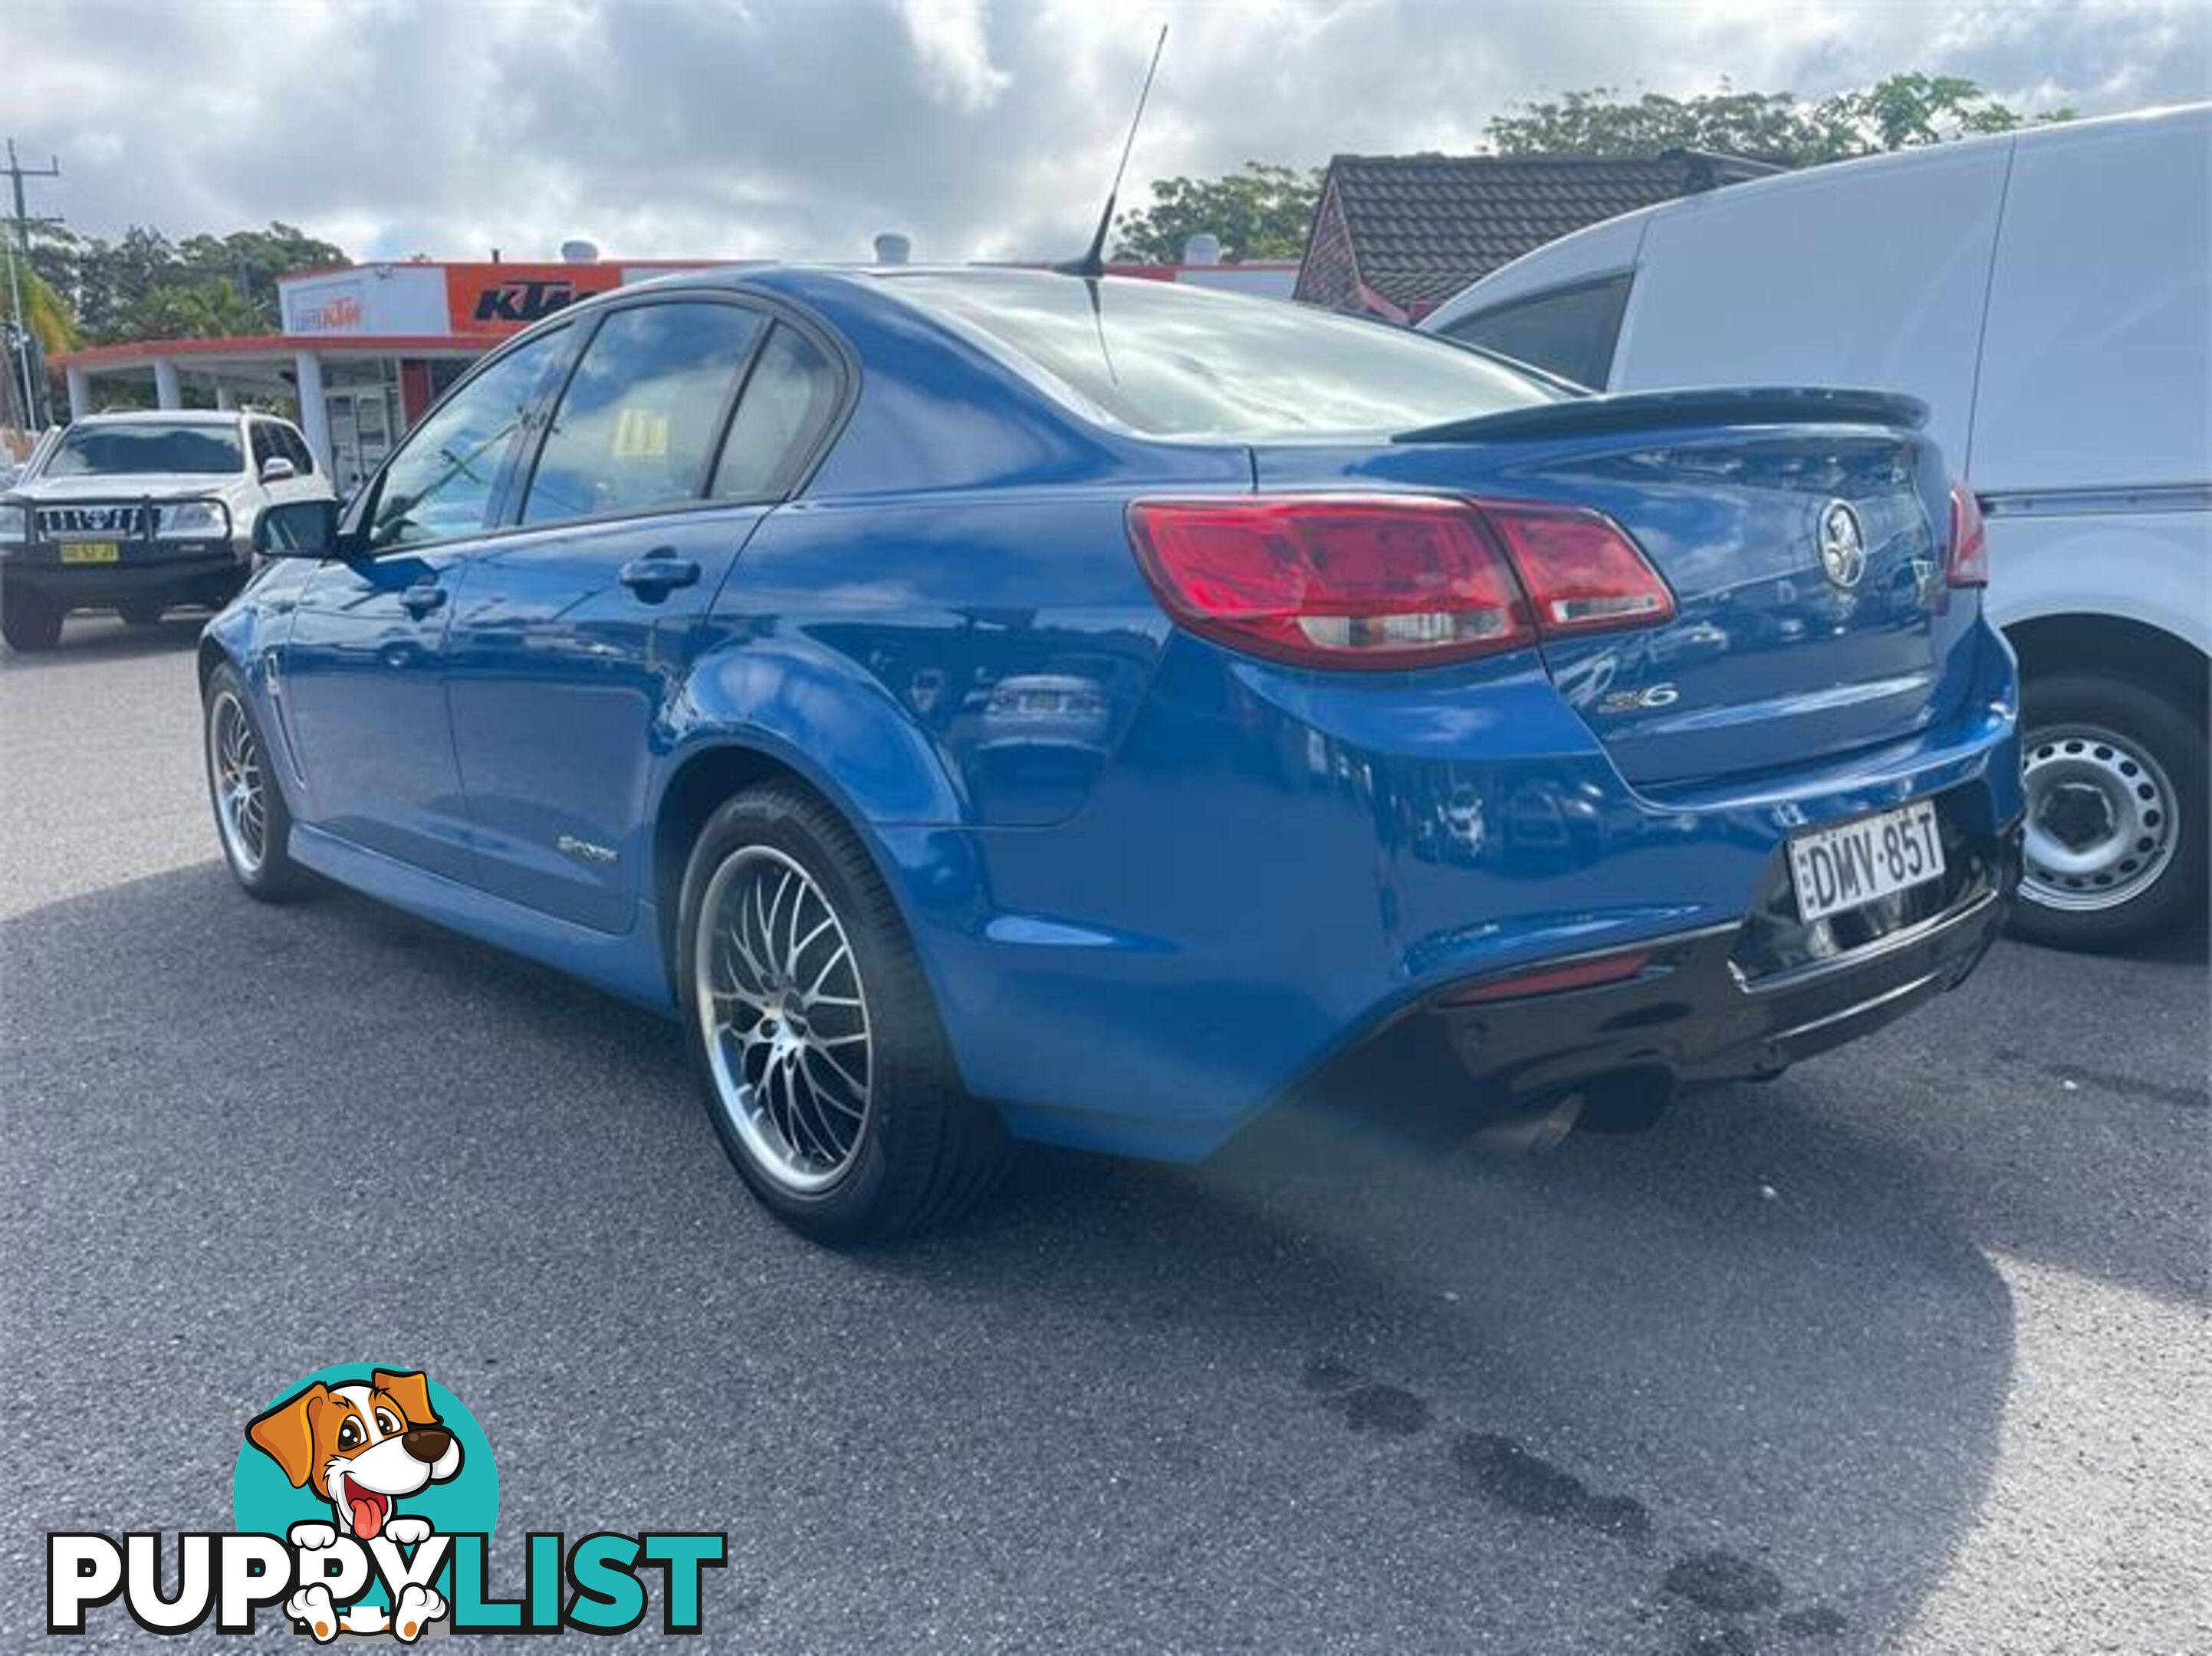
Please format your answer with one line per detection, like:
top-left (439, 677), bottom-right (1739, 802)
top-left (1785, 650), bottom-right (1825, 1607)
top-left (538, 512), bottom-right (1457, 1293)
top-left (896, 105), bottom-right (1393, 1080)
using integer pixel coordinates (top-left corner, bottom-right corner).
top-left (289, 823), bottom-right (678, 1016)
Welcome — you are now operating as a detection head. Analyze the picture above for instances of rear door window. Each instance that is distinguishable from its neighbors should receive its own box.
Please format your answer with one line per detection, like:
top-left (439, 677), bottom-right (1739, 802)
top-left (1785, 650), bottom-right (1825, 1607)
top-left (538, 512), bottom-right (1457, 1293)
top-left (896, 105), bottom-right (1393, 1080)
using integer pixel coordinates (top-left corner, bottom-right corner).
top-left (521, 301), bottom-right (764, 526)
top-left (1437, 274), bottom-right (1633, 389)
top-left (711, 324), bottom-right (842, 500)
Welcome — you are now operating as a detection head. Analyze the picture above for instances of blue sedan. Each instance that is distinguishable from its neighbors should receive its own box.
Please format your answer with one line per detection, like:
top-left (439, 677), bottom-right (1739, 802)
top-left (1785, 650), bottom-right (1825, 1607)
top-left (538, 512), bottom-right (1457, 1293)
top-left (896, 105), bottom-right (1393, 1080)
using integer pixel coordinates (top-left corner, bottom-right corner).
top-left (204, 268), bottom-right (2022, 1239)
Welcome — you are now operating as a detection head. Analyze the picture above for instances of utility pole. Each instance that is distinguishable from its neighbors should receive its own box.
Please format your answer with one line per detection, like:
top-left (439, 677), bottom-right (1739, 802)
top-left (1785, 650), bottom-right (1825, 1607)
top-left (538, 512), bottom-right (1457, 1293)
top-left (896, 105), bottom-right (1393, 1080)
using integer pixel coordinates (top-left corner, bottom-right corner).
top-left (3, 139), bottom-right (64, 431)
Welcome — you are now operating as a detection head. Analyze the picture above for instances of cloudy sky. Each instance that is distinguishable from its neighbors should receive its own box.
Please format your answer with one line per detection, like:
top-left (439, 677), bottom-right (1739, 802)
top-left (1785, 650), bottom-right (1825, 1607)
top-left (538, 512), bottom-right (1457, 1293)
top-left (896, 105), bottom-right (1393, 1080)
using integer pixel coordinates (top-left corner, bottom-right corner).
top-left (9, 0), bottom-right (2209, 264)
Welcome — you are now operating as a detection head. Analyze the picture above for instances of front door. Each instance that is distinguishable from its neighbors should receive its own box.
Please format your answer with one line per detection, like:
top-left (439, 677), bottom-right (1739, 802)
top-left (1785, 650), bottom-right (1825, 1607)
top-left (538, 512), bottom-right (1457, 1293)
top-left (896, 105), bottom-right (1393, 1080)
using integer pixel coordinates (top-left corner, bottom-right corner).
top-left (280, 323), bottom-right (577, 883)
top-left (442, 297), bottom-right (798, 932)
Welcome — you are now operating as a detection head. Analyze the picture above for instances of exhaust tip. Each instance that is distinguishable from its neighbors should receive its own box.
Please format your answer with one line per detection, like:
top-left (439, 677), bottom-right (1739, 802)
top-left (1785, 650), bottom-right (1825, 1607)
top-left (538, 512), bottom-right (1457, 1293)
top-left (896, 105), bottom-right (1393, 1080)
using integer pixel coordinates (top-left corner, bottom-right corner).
top-left (1468, 1089), bottom-right (1587, 1157)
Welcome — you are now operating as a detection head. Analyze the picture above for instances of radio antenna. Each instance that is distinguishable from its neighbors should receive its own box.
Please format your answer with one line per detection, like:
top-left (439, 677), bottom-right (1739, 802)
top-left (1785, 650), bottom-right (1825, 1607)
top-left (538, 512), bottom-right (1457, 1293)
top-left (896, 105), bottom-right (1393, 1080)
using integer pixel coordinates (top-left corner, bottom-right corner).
top-left (1055, 25), bottom-right (1168, 278)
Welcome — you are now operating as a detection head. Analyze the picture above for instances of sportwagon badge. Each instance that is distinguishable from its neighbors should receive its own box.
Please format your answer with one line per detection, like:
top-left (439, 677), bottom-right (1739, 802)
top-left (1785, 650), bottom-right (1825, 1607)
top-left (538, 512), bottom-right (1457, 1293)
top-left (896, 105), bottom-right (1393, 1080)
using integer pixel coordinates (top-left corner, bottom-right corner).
top-left (1816, 499), bottom-right (1868, 590)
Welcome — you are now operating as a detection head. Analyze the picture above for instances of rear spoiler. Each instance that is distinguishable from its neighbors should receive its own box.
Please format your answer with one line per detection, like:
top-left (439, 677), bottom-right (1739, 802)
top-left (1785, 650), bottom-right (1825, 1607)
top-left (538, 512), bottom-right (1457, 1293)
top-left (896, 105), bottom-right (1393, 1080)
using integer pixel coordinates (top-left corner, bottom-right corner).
top-left (1395, 386), bottom-right (1930, 445)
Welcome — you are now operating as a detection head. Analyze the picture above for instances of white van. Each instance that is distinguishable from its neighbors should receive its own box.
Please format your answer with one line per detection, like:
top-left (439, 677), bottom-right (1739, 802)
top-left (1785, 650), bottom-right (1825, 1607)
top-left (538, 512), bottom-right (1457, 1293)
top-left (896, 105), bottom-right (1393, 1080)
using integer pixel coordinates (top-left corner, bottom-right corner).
top-left (1422, 105), bottom-right (2210, 950)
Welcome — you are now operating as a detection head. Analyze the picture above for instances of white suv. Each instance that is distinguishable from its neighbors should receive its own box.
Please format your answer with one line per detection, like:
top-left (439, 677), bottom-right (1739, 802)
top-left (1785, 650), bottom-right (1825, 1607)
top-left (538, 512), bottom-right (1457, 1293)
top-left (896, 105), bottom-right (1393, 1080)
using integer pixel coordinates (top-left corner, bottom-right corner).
top-left (0, 409), bottom-right (334, 652)
top-left (1422, 105), bottom-right (2210, 951)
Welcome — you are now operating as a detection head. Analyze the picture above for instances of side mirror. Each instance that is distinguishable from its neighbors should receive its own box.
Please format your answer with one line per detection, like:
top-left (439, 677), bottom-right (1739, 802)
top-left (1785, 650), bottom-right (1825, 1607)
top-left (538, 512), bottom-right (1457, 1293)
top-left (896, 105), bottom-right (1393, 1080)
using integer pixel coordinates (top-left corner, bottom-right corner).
top-left (259, 455), bottom-right (297, 484)
top-left (254, 498), bottom-right (342, 559)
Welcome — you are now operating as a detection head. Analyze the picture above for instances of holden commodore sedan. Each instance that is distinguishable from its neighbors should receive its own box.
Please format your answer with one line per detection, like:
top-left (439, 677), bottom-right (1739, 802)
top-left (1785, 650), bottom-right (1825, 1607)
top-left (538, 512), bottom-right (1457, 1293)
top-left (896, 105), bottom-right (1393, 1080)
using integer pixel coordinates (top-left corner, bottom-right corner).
top-left (203, 268), bottom-right (2022, 1240)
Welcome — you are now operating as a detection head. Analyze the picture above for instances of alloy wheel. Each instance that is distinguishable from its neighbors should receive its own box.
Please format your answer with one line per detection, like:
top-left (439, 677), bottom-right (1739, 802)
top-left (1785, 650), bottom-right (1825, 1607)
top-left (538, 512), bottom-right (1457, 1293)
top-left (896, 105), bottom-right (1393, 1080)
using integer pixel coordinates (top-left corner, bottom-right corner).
top-left (209, 690), bottom-right (268, 876)
top-left (693, 846), bottom-right (873, 1194)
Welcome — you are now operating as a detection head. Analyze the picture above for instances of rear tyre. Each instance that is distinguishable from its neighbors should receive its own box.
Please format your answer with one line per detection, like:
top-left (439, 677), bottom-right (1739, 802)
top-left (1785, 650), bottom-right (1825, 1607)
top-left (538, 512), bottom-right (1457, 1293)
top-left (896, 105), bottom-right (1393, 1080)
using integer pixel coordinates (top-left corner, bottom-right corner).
top-left (678, 782), bottom-right (1012, 1243)
top-left (203, 662), bottom-right (311, 901)
top-left (2, 586), bottom-right (63, 652)
top-left (2010, 672), bottom-right (2206, 951)
top-left (118, 600), bottom-right (165, 626)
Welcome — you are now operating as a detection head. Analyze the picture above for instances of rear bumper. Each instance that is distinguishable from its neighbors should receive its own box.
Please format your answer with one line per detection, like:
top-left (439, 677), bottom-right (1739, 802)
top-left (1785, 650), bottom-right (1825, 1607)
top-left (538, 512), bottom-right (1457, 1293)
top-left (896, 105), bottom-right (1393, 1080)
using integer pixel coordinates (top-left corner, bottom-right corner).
top-left (1438, 834), bottom-right (2013, 1099)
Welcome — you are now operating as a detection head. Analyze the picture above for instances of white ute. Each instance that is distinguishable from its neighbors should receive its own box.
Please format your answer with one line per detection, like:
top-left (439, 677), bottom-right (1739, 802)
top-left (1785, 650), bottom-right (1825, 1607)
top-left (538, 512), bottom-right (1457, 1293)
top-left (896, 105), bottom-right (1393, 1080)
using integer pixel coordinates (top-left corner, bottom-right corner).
top-left (0, 409), bottom-right (334, 652)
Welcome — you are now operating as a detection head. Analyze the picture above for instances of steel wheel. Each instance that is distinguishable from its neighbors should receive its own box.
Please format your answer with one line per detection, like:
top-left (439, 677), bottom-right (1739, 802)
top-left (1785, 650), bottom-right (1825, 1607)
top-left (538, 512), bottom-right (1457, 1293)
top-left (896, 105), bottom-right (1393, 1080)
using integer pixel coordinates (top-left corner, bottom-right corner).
top-left (2020, 721), bottom-right (2178, 913)
top-left (693, 844), bottom-right (873, 1194)
top-left (208, 688), bottom-right (269, 877)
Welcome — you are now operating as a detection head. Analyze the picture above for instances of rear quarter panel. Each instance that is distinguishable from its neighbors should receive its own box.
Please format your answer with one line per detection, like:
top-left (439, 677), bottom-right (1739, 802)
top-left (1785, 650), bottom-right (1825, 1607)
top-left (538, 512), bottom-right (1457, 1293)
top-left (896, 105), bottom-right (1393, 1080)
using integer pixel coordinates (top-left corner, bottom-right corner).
top-left (680, 488), bottom-right (1177, 829)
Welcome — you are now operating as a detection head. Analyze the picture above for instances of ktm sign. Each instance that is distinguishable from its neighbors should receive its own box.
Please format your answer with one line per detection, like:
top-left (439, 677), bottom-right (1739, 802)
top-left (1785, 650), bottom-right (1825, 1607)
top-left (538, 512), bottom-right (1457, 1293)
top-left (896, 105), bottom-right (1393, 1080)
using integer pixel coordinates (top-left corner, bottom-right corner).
top-left (444, 264), bottom-right (623, 334)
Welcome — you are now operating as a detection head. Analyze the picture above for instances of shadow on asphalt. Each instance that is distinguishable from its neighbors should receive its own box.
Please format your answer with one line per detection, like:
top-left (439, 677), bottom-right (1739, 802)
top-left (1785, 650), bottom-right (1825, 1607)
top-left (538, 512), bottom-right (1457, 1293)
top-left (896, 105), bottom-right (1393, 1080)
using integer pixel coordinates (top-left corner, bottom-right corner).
top-left (0, 613), bottom-right (206, 671)
top-left (0, 860), bottom-right (2049, 1650)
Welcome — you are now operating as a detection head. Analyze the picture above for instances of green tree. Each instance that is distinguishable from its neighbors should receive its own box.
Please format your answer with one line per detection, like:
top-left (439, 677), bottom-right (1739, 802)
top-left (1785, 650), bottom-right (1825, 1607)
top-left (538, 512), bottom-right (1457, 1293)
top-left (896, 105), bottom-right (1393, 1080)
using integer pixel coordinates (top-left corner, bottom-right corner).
top-left (175, 222), bottom-right (348, 325)
top-left (1114, 161), bottom-right (1323, 263)
top-left (134, 276), bottom-right (263, 340)
top-left (5, 258), bottom-right (76, 356)
top-left (1484, 87), bottom-right (1827, 161)
top-left (1484, 74), bottom-right (2072, 165)
top-left (33, 220), bottom-right (349, 343)
top-left (1816, 73), bottom-right (2062, 152)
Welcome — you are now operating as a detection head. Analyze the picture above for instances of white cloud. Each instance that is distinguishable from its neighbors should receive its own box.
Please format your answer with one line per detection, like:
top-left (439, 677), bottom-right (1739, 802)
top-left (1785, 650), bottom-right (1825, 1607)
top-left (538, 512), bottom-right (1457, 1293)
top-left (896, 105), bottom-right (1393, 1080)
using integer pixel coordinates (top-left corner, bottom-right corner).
top-left (899, 0), bottom-right (1014, 110)
top-left (6, 0), bottom-right (2205, 267)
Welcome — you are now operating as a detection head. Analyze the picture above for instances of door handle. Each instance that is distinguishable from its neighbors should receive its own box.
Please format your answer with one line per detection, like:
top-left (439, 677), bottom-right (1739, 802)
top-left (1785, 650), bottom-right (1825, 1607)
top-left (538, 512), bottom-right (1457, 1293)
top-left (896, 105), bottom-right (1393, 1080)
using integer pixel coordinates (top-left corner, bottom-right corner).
top-left (399, 578), bottom-right (446, 618)
top-left (620, 550), bottom-right (701, 599)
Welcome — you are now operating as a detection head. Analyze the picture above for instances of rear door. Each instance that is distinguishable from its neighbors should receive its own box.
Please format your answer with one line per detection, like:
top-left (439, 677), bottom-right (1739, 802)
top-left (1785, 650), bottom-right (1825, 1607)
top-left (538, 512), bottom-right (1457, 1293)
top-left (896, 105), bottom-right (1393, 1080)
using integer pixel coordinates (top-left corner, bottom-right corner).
top-left (443, 297), bottom-right (846, 932)
top-left (281, 325), bottom-right (575, 882)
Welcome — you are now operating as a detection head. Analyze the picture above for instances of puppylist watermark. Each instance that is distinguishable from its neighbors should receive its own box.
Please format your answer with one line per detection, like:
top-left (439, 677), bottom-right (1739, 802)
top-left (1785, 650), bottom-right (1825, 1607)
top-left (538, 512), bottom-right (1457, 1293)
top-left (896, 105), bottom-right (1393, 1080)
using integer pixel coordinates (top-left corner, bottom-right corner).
top-left (48, 1365), bottom-right (727, 1638)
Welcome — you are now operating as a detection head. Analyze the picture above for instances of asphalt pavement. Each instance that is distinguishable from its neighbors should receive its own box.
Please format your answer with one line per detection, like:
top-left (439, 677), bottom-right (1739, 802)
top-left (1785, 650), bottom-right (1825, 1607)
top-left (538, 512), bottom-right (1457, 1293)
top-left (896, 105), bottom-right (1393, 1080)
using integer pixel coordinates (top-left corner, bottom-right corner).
top-left (3, 615), bottom-right (2206, 1653)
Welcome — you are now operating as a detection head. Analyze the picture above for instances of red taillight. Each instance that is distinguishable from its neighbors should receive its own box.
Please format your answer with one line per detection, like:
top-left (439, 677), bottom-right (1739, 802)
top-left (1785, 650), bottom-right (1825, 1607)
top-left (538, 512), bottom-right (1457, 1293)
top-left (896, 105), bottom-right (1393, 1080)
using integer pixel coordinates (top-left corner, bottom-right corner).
top-left (1481, 502), bottom-right (1675, 636)
top-left (1127, 495), bottom-right (1670, 670)
top-left (1947, 481), bottom-right (1988, 587)
top-left (1441, 948), bottom-right (1653, 1005)
top-left (1127, 495), bottom-right (1533, 669)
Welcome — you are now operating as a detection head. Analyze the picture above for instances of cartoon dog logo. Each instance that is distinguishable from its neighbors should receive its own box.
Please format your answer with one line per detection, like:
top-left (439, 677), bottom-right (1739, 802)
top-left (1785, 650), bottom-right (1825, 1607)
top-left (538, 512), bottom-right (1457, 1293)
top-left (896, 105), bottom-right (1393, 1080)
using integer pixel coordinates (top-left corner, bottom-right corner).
top-left (246, 1369), bottom-right (461, 1641)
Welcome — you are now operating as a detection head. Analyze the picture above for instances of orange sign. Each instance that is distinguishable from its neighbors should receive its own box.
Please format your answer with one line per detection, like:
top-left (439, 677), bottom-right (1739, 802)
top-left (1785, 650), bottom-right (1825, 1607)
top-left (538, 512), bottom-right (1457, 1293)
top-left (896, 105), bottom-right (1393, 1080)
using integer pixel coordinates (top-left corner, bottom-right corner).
top-left (443, 262), bottom-right (625, 334)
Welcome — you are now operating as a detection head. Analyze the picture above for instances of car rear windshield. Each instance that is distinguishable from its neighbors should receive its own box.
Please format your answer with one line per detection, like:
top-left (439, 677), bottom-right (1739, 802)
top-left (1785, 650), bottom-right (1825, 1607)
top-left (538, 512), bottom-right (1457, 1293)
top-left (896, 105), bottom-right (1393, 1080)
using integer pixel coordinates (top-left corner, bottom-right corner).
top-left (882, 272), bottom-right (1560, 439)
top-left (43, 422), bottom-right (243, 478)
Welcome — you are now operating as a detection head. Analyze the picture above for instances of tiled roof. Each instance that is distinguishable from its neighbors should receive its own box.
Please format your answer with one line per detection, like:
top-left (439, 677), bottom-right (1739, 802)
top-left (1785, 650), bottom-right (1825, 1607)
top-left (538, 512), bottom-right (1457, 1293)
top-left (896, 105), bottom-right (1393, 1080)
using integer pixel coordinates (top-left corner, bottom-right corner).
top-left (1309, 153), bottom-right (1770, 314)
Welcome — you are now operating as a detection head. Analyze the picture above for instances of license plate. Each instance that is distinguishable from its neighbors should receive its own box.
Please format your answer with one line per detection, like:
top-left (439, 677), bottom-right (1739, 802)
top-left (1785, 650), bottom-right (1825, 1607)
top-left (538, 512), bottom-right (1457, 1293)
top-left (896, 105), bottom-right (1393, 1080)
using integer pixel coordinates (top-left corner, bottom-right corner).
top-left (58, 541), bottom-right (120, 564)
top-left (1788, 800), bottom-right (1945, 923)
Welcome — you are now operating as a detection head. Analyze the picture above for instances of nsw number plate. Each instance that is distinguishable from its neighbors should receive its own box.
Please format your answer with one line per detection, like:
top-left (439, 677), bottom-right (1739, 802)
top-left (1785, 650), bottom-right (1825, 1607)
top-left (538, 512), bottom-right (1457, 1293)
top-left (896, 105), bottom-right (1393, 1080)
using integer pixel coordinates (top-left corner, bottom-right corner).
top-left (59, 541), bottom-right (120, 564)
top-left (1789, 801), bottom-right (1944, 923)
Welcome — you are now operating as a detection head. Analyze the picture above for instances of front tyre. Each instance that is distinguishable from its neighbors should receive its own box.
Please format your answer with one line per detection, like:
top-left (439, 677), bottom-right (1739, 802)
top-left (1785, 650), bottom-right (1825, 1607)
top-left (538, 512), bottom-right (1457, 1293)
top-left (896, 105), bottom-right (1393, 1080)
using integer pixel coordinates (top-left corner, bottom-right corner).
top-left (2011, 672), bottom-right (2207, 951)
top-left (678, 783), bottom-right (1011, 1242)
top-left (203, 663), bottom-right (310, 901)
top-left (2, 585), bottom-right (63, 652)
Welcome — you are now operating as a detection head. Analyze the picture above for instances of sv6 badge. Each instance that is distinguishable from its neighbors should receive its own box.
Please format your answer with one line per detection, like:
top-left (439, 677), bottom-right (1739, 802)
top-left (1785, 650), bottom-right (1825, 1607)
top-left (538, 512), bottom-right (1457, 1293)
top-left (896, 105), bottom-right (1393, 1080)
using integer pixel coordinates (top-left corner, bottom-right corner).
top-left (1597, 682), bottom-right (1681, 715)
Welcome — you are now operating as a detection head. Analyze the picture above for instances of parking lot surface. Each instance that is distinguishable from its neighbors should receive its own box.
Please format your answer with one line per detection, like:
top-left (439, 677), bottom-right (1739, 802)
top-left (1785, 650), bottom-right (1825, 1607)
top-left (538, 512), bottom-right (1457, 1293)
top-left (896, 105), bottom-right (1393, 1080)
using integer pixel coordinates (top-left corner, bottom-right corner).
top-left (3, 617), bottom-right (2206, 1652)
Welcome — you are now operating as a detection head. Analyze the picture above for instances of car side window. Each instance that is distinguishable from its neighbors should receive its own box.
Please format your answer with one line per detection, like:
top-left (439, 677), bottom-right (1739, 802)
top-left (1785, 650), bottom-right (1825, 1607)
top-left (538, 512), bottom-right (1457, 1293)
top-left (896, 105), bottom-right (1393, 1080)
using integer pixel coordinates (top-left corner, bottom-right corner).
top-left (520, 301), bottom-right (764, 527)
top-left (278, 423), bottom-right (315, 475)
top-left (248, 422), bottom-right (281, 474)
top-left (711, 324), bottom-right (841, 501)
top-left (366, 326), bottom-right (572, 550)
top-left (1438, 274), bottom-right (1633, 390)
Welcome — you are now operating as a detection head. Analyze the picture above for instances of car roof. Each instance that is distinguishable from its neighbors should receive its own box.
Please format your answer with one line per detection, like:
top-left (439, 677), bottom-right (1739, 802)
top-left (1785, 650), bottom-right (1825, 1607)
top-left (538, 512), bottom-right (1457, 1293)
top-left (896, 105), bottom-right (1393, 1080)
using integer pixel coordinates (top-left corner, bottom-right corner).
top-left (70, 409), bottom-right (245, 427)
top-left (605, 261), bottom-right (1176, 302)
